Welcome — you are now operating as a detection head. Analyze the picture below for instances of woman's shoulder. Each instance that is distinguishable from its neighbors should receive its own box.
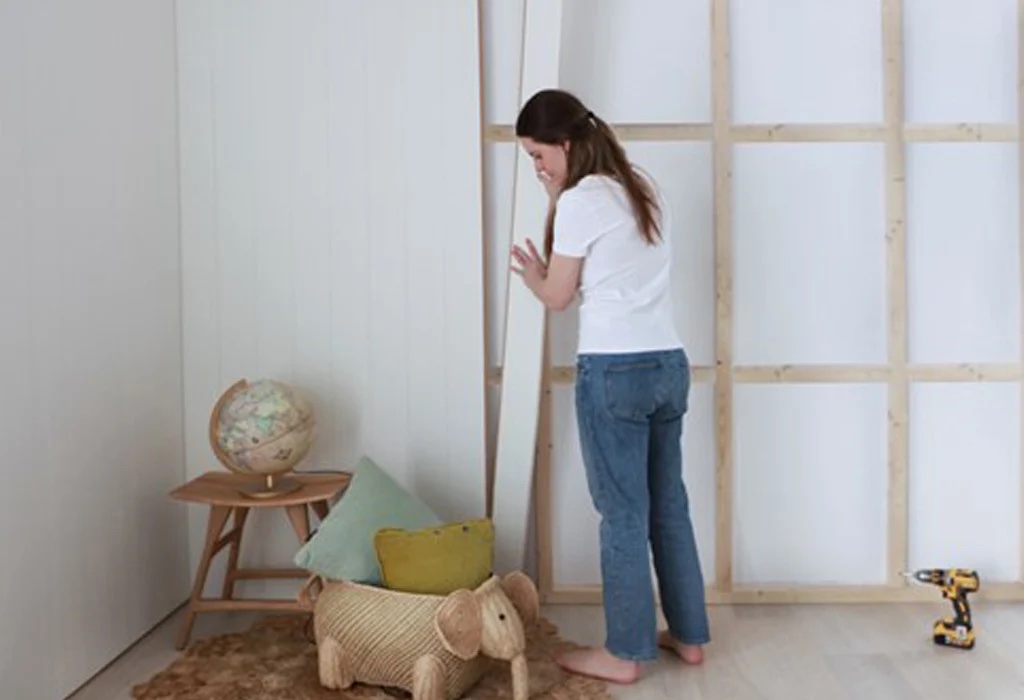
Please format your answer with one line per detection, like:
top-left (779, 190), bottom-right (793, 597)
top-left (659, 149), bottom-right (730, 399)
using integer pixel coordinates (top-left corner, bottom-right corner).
top-left (561, 173), bottom-right (621, 204)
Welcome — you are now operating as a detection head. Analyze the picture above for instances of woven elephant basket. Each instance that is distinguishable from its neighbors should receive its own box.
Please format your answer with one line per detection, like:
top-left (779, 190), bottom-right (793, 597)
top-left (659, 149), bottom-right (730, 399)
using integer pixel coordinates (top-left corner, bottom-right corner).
top-left (300, 571), bottom-right (539, 700)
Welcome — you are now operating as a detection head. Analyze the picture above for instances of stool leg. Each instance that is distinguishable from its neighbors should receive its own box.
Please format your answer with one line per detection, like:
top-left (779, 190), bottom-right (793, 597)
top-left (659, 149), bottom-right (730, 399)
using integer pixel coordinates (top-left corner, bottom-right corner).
top-left (177, 505), bottom-right (231, 650)
top-left (311, 499), bottom-right (330, 522)
top-left (285, 504), bottom-right (311, 544)
top-left (222, 507), bottom-right (250, 599)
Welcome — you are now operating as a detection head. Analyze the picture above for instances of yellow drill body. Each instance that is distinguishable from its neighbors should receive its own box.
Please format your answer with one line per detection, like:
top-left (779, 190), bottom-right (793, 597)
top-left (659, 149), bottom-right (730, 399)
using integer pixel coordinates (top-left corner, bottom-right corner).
top-left (903, 568), bottom-right (979, 650)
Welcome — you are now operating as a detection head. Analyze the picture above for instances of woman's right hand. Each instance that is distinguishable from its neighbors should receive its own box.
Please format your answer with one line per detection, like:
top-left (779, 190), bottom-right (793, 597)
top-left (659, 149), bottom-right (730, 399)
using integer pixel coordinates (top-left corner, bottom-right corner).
top-left (537, 170), bottom-right (561, 200)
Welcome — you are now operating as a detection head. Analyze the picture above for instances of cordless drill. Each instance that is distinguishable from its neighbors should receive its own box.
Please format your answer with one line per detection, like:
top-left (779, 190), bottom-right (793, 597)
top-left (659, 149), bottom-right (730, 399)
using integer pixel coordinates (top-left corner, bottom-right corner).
top-left (901, 568), bottom-right (980, 650)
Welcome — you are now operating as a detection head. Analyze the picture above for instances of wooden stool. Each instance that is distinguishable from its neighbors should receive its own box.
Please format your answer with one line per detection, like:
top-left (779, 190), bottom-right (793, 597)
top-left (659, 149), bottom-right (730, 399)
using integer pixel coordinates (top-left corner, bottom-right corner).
top-left (170, 470), bottom-right (351, 650)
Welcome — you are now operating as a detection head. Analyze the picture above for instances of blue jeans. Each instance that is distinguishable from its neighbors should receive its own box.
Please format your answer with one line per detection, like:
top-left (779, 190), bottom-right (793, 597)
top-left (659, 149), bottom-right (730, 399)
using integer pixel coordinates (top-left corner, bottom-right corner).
top-left (574, 348), bottom-right (710, 661)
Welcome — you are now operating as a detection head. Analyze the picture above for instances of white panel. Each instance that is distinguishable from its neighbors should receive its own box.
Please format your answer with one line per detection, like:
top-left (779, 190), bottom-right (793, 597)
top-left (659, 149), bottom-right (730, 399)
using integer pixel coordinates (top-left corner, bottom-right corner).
top-left (731, 0), bottom-right (883, 123)
top-left (493, 0), bottom-right (564, 574)
top-left (733, 144), bottom-right (887, 365)
top-left (548, 143), bottom-right (714, 368)
top-left (410, 0), bottom-right (488, 520)
top-left (179, 0), bottom-right (486, 592)
top-left (551, 383), bottom-right (716, 589)
top-left (907, 144), bottom-right (1020, 364)
top-left (485, 143), bottom-right (516, 368)
top-left (560, 0), bottom-right (711, 123)
top-left (905, 0), bottom-right (1018, 123)
top-left (481, 0), bottom-right (526, 124)
top-left (734, 384), bottom-right (888, 585)
top-left (0, 1), bottom-right (188, 695)
top-left (0, 9), bottom-right (56, 694)
top-left (909, 384), bottom-right (1021, 581)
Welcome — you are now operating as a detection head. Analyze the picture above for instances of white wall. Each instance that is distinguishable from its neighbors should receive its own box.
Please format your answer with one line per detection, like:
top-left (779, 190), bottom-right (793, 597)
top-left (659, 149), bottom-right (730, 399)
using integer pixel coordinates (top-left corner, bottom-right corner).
top-left (175, 0), bottom-right (486, 596)
top-left (0, 1), bottom-right (189, 697)
top-left (481, 0), bottom-right (1022, 589)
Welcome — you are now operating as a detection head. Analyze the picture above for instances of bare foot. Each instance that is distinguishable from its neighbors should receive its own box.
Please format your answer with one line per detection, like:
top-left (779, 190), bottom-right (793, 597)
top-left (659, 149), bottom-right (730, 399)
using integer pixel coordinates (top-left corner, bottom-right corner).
top-left (553, 647), bottom-right (642, 684)
top-left (658, 630), bottom-right (704, 665)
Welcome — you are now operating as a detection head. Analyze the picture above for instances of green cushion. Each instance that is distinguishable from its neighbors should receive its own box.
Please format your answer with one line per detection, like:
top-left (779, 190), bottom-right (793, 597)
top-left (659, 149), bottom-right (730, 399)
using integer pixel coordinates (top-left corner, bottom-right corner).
top-left (293, 455), bottom-right (441, 584)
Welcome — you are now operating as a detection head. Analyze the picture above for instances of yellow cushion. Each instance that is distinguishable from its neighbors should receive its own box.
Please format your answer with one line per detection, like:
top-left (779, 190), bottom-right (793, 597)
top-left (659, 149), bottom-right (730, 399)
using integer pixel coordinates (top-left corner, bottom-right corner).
top-left (374, 518), bottom-right (494, 594)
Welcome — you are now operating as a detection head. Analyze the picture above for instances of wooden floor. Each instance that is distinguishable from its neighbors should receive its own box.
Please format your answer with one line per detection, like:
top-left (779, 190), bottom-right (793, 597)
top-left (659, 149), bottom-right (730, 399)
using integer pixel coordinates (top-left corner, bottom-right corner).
top-left (70, 600), bottom-right (1024, 699)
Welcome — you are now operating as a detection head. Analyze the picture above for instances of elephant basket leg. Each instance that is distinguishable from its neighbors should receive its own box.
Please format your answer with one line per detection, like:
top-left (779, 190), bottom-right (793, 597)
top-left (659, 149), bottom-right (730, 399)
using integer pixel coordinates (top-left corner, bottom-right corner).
top-left (318, 636), bottom-right (354, 690)
top-left (412, 655), bottom-right (447, 700)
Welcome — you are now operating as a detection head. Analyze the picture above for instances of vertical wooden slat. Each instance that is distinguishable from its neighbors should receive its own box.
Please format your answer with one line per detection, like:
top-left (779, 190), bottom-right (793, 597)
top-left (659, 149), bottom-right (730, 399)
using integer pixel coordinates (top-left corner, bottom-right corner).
top-left (535, 322), bottom-right (554, 599)
top-left (711, 0), bottom-right (734, 592)
top-left (476, 0), bottom-right (495, 519)
top-left (883, 0), bottom-right (909, 585)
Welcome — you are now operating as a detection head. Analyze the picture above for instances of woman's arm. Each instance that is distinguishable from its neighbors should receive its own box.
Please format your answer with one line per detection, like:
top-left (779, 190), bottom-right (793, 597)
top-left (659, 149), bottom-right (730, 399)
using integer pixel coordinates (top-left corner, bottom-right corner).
top-left (510, 238), bottom-right (581, 311)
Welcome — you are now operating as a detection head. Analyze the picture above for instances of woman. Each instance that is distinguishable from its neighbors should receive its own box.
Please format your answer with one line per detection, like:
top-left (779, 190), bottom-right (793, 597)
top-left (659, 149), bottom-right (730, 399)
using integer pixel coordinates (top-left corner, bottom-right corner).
top-left (509, 89), bottom-right (710, 684)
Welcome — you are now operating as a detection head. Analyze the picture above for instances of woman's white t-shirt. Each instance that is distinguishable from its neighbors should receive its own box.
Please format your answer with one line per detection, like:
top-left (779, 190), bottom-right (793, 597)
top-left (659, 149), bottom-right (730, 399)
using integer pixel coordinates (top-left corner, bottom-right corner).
top-left (551, 172), bottom-right (682, 355)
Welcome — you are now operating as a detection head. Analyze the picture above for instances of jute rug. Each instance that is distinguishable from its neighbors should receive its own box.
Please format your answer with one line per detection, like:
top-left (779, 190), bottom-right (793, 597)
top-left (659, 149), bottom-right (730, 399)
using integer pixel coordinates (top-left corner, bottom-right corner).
top-left (131, 614), bottom-right (610, 699)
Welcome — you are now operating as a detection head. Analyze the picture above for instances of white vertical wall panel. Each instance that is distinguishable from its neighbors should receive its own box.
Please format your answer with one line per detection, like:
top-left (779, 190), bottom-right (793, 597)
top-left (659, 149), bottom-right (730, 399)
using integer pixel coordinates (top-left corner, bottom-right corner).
top-left (733, 385), bottom-right (889, 585)
top-left (1, 1), bottom-right (188, 696)
top-left (481, 0), bottom-right (526, 124)
top-left (733, 144), bottom-right (887, 366)
top-left (904, 0), bottom-right (1018, 123)
top-left (560, 0), bottom-right (711, 123)
top-left (178, 1), bottom-right (486, 591)
top-left (731, 0), bottom-right (883, 124)
top-left (907, 144), bottom-right (1020, 364)
top-left (909, 384), bottom-right (1021, 581)
top-left (492, 0), bottom-right (565, 574)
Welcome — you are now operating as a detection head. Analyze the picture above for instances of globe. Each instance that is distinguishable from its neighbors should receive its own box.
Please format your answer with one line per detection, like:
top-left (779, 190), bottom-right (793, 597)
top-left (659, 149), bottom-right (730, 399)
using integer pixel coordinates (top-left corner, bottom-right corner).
top-left (209, 378), bottom-right (316, 499)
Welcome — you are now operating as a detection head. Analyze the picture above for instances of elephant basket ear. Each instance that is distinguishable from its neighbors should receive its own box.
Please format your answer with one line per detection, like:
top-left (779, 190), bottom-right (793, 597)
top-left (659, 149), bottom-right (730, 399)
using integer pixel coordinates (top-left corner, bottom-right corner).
top-left (500, 571), bottom-right (539, 628)
top-left (435, 589), bottom-right (483, 660)
top-left (297, 575), bottom-right (324, 609)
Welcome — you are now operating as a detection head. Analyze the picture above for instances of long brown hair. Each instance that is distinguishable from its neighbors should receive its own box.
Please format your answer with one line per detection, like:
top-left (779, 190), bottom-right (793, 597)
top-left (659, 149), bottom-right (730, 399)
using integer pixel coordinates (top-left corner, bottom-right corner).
top-left (514, 89), bottom-right (661, 258)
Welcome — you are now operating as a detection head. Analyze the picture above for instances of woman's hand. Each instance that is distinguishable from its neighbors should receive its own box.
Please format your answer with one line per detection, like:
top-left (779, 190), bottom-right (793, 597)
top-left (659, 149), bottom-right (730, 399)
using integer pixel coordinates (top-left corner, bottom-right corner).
top-left (510, 238), bottom-right (547, 294)
top-left (538, 170), bottom-right (561, 201)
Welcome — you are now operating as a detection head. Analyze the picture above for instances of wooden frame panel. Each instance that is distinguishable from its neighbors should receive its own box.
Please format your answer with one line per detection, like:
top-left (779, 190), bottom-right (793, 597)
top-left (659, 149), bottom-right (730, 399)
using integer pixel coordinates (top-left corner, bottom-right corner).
top-left (482, 0), bottom-right (1024, 603)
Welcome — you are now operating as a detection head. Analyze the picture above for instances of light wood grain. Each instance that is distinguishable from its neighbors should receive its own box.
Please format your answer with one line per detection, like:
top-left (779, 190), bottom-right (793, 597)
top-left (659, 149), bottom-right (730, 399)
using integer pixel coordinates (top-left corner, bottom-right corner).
top-left (484, 122), bottom-right (1020, 143)
top-left (883, 0), bottom-right (909, 587)
top-left (711, 0), bottom-right (735, 595)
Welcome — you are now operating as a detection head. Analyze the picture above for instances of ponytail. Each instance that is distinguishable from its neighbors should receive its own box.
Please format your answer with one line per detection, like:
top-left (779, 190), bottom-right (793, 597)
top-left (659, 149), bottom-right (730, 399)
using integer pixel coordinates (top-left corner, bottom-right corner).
top-left (541, 113), bottom-right (661, 259)
top-left (517, 89), bottom-right (662, 260)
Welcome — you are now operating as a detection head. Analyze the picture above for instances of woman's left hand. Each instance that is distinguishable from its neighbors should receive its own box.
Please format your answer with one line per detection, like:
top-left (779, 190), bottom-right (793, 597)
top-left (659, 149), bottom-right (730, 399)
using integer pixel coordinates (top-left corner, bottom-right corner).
top-left (511, 238), bottom-right (547, 292)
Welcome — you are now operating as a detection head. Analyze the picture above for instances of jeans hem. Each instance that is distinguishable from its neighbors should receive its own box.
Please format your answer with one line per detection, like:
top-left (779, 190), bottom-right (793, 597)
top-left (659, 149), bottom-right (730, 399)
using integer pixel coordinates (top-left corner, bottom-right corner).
top-left (668, 631), bottom-right (711, 646)
top-left (606, 646), bottom-right (659, 663)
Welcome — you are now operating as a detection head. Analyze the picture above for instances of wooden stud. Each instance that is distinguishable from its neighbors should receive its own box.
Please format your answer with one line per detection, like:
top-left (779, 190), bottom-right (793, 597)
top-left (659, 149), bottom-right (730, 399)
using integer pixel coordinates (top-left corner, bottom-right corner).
top-left (883, 0), bottom-right (909, 588)
top-left (904, 123), bottom-right (1018, 142)
top-left (711, 0), bottom-right (734, 594)
top-left (733, 124), bottom-right (886, 142)
top-left (485, 122), bottom-right (1018, 143)
top-left (490, 363), bottom-right (1023, 385)
top-left (534, 324), bottom-right (554, 599)
top-left (475, 0), bottom-right (495, 518)
top-left (543, 582), bottom-right (1024, 605)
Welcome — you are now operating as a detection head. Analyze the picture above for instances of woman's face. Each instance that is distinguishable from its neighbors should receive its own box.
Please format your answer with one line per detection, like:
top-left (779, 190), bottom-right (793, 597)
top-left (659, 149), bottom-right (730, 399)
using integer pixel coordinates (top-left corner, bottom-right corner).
top-left (519, 137), bottom-right (568, 189)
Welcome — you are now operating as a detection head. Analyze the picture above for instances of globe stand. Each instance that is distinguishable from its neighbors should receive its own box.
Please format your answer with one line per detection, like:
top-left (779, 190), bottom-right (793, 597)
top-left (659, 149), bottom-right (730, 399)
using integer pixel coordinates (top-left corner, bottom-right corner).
top-left (239, 473), bottom-right (303, 500)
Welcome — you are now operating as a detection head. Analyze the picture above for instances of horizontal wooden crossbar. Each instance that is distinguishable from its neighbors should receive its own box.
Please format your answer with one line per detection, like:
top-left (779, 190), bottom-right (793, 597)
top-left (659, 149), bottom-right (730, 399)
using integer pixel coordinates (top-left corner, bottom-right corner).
top-left (487, 363), bottom-right (1023, 385)
top-left (544, 582), bottom-right (1024, 605)
top-left (484, 122), bottom-right (1018, 143)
